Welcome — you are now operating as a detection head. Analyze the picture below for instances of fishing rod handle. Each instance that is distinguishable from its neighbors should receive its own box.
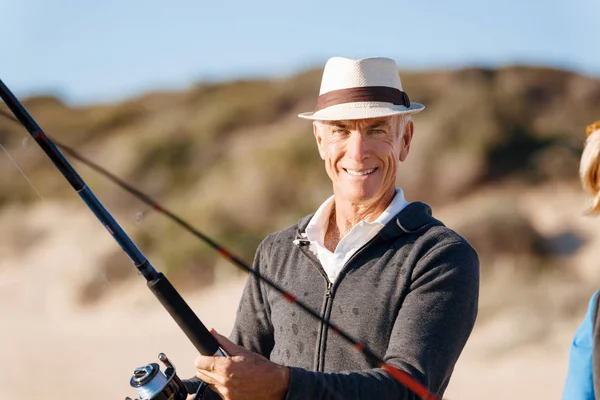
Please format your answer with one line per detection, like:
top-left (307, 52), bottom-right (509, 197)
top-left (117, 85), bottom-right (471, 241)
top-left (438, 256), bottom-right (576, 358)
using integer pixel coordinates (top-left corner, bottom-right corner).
top-left (148, 273), bottom-right (220, 356)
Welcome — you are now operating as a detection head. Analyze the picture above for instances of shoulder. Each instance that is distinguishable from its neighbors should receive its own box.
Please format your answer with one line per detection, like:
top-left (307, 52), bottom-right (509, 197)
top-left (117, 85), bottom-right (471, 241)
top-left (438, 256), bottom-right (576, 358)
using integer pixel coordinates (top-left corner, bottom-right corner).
top-left (568, 289), bottom-right (600, 349)
top-left (571, 291), bottom-right (599, 349)
top-left (419, 224), bottom-right (478, 264)
top-left (385, 201), bottom-right (478, 263)
top-left (256, 213), bottom-right (315, 256)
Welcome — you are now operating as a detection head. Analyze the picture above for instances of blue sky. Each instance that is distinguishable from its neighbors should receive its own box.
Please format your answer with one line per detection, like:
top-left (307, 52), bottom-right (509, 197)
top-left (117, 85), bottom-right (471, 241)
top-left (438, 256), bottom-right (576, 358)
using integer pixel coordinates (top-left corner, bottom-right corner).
top-left (0, 0), bottom-right (598, 105)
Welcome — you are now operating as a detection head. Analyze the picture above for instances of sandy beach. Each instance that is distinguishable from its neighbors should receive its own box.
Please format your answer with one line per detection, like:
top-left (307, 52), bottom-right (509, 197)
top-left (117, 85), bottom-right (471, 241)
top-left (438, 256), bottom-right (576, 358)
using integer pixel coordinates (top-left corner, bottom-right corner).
top-left (0, 194), bottom-right (589, 399)
top-left (0, 274), bottom-right (577, 400)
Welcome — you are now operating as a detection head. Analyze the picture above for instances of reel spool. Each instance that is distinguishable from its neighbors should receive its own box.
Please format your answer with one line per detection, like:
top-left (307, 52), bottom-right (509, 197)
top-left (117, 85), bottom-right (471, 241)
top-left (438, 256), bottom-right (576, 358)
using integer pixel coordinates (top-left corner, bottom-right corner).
top-left (125, 353), bottom-right (206, 400)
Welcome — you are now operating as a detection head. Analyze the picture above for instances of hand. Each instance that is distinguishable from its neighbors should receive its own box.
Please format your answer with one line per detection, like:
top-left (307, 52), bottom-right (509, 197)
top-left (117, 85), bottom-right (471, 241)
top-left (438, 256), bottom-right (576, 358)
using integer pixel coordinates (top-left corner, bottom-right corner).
top-left (194, 329), bottom-right (290, 400)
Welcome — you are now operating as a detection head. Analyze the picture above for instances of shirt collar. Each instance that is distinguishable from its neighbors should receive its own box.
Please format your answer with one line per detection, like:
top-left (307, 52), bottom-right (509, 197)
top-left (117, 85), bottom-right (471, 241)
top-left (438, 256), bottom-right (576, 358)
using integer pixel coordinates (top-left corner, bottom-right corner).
top-left (304, 194), bottom-right (335, 243)
top-left (372, 188), bottom-right (408, 226)
top-left (304, 188), bottom-right (409, 243)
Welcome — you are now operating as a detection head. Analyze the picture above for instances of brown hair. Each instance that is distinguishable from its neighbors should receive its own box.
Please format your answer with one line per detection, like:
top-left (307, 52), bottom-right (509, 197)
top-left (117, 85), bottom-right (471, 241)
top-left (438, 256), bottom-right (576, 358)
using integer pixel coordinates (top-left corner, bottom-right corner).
top-left (580, 121), bottom-right (600, 214)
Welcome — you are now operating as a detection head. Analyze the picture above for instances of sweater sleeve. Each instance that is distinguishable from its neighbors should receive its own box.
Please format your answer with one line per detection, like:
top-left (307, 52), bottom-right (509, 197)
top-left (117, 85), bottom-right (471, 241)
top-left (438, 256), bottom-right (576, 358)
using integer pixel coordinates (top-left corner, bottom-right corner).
top-left (283, 240), bottom-right (480, 400)
top-left (229, 237), bottom-right (275, 356)
top-left (183, 238), bottom-right (276, 399)
top-left (561, 291), bottom-right (598, 400)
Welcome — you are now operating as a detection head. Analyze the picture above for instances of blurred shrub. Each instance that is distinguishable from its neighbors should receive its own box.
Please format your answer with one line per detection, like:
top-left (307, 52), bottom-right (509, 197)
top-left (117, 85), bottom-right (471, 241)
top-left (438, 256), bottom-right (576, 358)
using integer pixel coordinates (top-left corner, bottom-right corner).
top-left (2, 65), bottom-right (600, 304)
top-left (456, 197), bottom-right (550, 267)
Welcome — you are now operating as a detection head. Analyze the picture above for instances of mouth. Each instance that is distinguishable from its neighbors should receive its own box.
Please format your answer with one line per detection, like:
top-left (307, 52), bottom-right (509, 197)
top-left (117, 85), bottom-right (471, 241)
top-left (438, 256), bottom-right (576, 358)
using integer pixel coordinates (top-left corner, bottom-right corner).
top-left (343, 168), bottom-right (377, 176)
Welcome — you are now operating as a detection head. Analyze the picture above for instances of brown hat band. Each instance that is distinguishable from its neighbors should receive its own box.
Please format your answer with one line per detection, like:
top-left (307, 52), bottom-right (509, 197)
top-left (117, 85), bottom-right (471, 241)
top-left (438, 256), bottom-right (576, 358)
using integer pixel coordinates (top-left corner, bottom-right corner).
top-left (315, 86), bottom-right (410, 112)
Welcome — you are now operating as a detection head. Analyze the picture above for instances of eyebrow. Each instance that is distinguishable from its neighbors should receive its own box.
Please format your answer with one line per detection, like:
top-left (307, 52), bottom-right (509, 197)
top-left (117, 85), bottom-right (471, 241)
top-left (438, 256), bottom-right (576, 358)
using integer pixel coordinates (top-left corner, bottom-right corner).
top-left (366, 121), bottom-right (390, 129)
top-left (325, 121), bottom-right (351, 128)
top-left (324, 120), bottom-right (391, 129)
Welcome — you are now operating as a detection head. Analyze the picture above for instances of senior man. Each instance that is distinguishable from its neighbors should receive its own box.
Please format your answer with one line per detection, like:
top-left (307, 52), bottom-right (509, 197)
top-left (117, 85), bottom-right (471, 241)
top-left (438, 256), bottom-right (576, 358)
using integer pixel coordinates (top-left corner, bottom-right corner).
top-left (190, 57), bottom-right (480, 400)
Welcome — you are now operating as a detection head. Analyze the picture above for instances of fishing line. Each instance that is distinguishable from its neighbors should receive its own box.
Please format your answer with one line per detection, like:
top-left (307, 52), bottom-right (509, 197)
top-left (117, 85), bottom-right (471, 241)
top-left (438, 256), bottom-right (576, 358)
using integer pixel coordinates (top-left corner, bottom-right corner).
top-left (0, 141), bottom-right (45, 200)
top-left (0, 100), bottom-right (439, 400)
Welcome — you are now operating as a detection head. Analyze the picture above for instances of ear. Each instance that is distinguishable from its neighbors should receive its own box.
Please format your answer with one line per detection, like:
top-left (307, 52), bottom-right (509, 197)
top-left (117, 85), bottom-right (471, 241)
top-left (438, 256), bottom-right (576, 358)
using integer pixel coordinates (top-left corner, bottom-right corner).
top-left (313, 122), bottom-right (326, 160)
top-left (399, 120), bottom-right (414, 162)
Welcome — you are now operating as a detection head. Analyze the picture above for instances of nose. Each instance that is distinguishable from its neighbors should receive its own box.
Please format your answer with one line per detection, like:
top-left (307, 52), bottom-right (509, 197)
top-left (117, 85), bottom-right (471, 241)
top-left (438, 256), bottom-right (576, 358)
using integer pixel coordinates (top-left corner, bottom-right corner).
top-left (347, 132), bottom-right (368, 161)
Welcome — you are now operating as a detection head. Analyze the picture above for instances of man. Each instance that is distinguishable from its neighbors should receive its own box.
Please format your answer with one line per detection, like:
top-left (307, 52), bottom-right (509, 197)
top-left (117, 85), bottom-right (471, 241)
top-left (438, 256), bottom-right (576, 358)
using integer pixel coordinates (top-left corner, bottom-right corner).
top-left (191, 57), bottom-right (480, 400)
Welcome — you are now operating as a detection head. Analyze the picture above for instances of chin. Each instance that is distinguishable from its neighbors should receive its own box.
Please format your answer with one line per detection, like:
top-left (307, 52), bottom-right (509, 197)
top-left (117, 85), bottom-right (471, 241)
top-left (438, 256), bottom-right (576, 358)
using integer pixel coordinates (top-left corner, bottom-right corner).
top-left (341, 186), bottom-right (381, 204)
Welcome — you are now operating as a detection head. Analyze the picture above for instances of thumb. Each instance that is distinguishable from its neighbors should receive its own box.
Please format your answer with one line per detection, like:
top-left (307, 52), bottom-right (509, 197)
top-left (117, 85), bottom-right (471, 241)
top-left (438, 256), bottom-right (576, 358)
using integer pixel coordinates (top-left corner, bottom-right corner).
top-left (211, 329), bottom-right (246, 356)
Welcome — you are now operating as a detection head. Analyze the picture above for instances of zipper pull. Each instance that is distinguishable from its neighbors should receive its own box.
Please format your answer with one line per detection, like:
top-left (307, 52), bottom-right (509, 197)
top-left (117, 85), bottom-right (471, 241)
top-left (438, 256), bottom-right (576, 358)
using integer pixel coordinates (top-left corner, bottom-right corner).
top-left (325, 282), bottom-right (333, 298)
top-left (293, 238), bottom-right (310, 246)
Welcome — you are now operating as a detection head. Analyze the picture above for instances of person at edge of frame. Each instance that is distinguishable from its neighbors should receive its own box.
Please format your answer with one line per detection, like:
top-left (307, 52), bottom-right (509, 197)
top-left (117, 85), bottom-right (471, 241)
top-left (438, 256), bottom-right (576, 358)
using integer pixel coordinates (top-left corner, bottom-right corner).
top-left (562, 121), bottom-right (600, 400)
top-left (185, 56), bottom-right (480, 400)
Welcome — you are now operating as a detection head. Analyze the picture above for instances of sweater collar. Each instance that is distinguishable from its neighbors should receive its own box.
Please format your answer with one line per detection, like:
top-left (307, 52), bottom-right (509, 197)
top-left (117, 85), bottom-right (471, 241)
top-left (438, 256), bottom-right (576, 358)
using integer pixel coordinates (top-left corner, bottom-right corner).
top-left (296, 201), bottom-right (441, 242)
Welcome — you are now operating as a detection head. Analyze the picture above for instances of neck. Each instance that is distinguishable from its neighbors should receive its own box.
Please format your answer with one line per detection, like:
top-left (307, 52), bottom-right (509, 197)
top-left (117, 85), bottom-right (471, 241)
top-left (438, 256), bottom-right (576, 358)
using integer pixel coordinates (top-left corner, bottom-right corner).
top-left (330, 188), bottom-right (396, 238)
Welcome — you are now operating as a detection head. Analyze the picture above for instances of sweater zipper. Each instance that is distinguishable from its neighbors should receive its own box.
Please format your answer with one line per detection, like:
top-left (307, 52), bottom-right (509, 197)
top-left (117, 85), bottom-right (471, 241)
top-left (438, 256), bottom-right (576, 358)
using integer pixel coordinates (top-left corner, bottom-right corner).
top-left (316, 280), bottom-right (333, 371)
top-left (317, 239), bottom-right (379, 371)
top-left (296, 244), bottom-right (333, 371)
top-left (296, 234), bottom-right (381, 372)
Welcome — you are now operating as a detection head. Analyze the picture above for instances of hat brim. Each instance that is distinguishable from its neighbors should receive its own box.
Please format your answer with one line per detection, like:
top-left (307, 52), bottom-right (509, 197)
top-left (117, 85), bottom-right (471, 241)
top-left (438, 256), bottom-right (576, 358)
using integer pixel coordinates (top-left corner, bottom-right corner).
top-left (298, 101), bottom-right (425, 121)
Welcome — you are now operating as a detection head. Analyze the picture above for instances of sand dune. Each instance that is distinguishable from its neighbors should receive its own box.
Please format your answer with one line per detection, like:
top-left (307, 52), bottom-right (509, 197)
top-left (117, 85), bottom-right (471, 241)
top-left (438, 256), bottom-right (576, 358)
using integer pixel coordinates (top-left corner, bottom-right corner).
top-left (0, 189), bottom-right (591, 399)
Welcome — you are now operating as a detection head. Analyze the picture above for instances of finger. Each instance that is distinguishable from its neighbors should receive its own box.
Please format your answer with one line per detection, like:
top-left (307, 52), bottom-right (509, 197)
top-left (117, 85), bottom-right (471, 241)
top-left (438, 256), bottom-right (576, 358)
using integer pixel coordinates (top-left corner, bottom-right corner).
top-left (195, 369), bottom-right (222, 386)
top-left (194, 353), bottom-right (221, 372)
top-left (211, 329), bottom-right (246, 356)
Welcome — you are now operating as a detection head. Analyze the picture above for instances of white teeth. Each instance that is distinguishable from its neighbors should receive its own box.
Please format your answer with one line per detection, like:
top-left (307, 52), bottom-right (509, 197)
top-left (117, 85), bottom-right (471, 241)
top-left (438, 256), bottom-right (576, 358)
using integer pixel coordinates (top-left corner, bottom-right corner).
top-left (345, 168), bottom-right (375, 176)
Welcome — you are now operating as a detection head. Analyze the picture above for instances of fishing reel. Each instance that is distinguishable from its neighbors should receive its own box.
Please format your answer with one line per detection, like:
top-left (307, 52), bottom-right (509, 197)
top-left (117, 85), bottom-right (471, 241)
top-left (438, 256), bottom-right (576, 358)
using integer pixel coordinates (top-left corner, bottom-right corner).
top-left (125, 353), bottom-right (207, 400)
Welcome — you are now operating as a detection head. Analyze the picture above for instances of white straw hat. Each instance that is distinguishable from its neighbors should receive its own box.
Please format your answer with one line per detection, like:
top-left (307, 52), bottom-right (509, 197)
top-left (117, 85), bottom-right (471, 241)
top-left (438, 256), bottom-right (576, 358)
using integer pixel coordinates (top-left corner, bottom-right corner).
top-left (298, 57), bottom-right (425, 121)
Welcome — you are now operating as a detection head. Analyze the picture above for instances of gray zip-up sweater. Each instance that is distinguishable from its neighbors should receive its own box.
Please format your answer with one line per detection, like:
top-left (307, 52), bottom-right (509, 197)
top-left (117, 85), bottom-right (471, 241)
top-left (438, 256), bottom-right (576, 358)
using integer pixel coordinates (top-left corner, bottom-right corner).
top-left (203, 201), bottom-right (479, 399)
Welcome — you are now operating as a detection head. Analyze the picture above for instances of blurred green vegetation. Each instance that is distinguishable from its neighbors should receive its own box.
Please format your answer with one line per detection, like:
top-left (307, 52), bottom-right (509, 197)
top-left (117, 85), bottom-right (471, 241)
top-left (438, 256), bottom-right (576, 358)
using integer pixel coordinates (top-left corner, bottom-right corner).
top-left (1, 65), bottom-right (598, 304)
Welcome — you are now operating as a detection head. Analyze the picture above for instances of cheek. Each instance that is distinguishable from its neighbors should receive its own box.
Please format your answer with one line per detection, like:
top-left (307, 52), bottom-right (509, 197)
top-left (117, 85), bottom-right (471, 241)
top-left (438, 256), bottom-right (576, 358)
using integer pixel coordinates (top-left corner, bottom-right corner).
top-left (324, 143), bottom-right (343, 164)
top-left (377, 141), bottom-right (400, 165)
top-left (321, 145), bottom-right (339, 179)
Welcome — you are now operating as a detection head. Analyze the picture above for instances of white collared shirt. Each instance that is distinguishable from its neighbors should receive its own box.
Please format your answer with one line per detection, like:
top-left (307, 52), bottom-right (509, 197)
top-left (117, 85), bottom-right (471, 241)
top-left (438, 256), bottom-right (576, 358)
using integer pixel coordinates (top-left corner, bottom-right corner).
top-left (303, 189), bottom-right (409, 283)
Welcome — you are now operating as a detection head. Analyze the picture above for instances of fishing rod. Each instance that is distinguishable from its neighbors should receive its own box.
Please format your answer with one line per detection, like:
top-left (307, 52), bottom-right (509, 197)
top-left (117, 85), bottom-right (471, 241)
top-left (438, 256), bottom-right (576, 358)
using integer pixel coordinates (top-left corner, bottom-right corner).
top-left (0, 81), bottom-right (224, 400)
top-left (0, 90), bottom-right (439, 400)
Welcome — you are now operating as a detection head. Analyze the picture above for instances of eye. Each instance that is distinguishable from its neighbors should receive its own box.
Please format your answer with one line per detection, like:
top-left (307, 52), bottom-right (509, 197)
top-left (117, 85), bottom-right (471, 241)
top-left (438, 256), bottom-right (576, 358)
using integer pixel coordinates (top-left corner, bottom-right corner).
top-left (369, 129), bottom-right (386, 135)
top-left (332, 128), bottom-right (349, 136)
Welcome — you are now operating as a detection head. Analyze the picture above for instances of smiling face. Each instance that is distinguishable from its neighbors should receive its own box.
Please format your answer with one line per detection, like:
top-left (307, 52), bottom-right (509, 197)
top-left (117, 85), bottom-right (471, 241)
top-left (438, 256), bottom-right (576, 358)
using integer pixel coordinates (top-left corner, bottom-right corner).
top-left (313, 115), bottom-right (414, 207)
